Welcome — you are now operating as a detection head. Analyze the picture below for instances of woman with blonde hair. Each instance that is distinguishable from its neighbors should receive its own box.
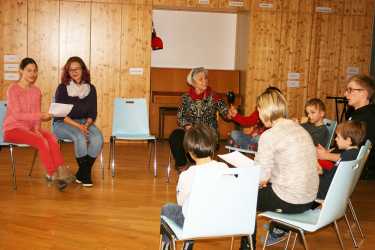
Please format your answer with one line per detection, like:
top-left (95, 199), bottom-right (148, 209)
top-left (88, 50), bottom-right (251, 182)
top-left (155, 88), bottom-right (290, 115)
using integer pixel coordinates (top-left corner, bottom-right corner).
top-left (240, 89), bottom-right (318, 249)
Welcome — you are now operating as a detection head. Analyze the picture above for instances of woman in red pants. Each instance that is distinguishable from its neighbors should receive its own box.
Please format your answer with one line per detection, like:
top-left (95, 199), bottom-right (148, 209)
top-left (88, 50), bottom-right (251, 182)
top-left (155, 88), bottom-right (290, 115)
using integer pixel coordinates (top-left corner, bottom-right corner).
top-left (3, 57), bottom-right (71, 190)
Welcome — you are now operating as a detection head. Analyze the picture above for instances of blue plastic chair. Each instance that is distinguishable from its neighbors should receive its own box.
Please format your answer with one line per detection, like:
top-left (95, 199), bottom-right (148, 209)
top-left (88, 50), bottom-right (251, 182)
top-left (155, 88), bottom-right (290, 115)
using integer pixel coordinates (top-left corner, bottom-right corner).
top-left (160, 166), bottom-right (260, 250)
top-left (259, 159), bottom-right (360, 250)
top-left (323, 118), bottom-right (337, 149)
top-left (109, 98), bottom-right (157, 177)
top-left (0, 101), bottom-right (38, 190)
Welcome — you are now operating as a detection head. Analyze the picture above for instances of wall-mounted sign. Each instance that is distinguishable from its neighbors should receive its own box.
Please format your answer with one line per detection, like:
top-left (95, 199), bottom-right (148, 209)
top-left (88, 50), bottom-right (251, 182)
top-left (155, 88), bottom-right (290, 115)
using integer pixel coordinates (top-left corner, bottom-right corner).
top-left (229, 0), bottom-right (244, 7)
top-left (346, 66), bottom-right (360, 79)
top-left (129, 67), bottom-right (144, 75)
top-left (316, 7), bottom-right (333, 13)
top-left (259, 3), bottom-right (273, 9)
top-left (287, 72), bottom-right (301, 80)
top-left (287, 80), bottom-right (300, 88)
top-left (198, 0), bottom-right (209, 5)
top-left (4, 63), bottom-right (18, 72)
top-left (4, 54), bottom-right (18, 62)
top-left (4, 73), bottom-right (19, 81)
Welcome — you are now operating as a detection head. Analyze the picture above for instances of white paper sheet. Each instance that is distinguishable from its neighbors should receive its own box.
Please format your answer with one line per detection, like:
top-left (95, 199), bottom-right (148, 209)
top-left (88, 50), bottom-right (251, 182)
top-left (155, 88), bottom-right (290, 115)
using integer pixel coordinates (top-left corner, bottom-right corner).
top-left (49, 103), bottom-right (73, 117)
top-left (218, 151), bottom-right (255, 168)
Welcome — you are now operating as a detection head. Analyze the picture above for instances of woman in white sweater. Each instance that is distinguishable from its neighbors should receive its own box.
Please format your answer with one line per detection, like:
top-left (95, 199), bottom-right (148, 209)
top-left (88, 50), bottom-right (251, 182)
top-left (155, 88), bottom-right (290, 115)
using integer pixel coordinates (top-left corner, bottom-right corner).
top-left (241, 89), bottom-right (319, 250)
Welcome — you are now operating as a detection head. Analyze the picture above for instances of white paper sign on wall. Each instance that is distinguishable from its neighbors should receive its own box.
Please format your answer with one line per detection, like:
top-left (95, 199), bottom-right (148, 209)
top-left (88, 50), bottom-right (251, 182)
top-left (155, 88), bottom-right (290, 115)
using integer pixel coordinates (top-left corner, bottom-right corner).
top-left (129, 67), bottom-right (144, 75)
top-left (259, 3), bottom-right (273, 9)
top-left (346, 66), bottom-right (360, 79)
top-left (229, 0), bottom-right (244, 7)
top-left (287, 80), bottom-right (300, 88)
top-left (288, 72), bottom-right (301, 80)
top-left (4, 54), bottom-right (18, 62)
top-left (316, 6), bottom-right (333, 13)
top-left (199, 0), bottom-right (209, 4)
top-left (4, 73), bottom-right (19, 81)
top-left (4, 63), bottom-right (18, 72)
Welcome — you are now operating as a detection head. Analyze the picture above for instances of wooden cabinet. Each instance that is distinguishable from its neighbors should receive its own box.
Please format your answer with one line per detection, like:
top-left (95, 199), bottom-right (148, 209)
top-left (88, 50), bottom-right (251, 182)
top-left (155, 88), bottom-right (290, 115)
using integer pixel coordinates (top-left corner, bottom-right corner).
top-left (153, 0), bottom-right (249, 12)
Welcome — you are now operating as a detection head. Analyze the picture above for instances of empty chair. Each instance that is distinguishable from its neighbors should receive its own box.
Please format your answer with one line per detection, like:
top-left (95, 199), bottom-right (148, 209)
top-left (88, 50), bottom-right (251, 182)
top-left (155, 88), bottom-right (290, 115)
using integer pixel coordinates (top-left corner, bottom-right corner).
top-left (160, 166), bottom-right (260, 250)
top-left (259, 159), bottom-right (360, 250)
top-left (109, 98), bottom-right (157, 177)
top-left (0, 101), bottom-right (37, 190)
top-left (323, 118), bottom-right (337, 149)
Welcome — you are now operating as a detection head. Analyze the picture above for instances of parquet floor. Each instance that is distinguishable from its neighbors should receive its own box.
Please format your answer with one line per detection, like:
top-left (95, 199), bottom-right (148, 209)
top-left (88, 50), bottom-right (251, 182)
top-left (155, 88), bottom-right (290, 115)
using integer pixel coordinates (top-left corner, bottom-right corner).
top-left (0, 141), bottom-right (374, 250)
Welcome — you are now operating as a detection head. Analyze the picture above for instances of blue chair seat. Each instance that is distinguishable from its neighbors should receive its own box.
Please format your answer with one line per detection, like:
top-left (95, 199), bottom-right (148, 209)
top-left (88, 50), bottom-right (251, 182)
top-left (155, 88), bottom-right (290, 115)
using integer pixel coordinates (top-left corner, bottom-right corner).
top-left (113, 134), bottom-right (156, 140)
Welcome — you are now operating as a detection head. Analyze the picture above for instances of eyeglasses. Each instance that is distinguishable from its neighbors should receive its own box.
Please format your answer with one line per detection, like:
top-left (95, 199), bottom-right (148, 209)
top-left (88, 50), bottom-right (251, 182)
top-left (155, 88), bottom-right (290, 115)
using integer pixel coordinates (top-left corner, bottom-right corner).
top-left (345, 87), bottom-right (365, 94)
top-left (69, 67), bottom-right (82, 73)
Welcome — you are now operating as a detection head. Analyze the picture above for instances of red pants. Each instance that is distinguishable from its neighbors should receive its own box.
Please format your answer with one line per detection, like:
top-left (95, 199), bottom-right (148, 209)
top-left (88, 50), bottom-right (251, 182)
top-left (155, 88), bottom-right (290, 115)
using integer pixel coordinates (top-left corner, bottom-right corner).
top-left (4, 128), bottom-right (64, 176)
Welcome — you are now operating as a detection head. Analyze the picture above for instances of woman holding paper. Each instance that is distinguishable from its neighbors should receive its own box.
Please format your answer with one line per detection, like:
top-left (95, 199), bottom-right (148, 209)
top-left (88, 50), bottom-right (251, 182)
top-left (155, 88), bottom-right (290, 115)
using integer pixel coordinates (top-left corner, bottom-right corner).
top-left (3, 57), bottom-right (71, 191)
top-left (53, 56), bottom-right (103, 187)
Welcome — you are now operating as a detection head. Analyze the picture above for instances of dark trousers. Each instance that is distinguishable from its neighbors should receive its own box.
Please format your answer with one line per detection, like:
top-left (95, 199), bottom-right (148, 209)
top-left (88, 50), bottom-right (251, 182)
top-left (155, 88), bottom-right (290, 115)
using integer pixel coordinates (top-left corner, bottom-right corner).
top-left (242, 184), bottom-right (314, 249)
top-left (169, 128), bottom-right (192, 167)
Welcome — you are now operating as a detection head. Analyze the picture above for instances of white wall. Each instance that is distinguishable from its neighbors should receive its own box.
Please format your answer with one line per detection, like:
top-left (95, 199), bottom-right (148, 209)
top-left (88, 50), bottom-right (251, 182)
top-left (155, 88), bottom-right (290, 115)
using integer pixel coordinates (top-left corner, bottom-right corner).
top-left (151, 10), bottom-right (237, 70)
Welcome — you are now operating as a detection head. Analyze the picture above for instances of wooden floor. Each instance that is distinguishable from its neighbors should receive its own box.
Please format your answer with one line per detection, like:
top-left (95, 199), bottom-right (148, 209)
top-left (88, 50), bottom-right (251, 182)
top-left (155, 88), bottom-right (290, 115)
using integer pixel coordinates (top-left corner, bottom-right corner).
top-left (0, 141), bottom-right (374, 250)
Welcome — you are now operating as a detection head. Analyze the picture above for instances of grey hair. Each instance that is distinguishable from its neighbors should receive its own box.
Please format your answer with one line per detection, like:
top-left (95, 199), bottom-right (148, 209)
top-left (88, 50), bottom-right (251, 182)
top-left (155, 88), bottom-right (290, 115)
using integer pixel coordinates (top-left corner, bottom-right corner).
top-left (187, 67), bottom-right (208, 86)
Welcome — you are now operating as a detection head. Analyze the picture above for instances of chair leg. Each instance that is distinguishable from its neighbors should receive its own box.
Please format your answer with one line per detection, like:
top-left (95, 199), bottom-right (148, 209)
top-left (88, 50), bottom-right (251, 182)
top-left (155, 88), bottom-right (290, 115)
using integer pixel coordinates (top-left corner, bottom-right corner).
top-left (348, 199), bottom-right (365, 240)
top-left (262, 229), bottom-right (270, 250)
top-left (249, 235), bottom-right (254, 250)
top-left (344, 213), bottom-right (358, 248)
top-left (172, 239), bottom-right (176, 250)
top-left (111, 139), bottom-right (116, 177)
top-left (291, 233), bottom-right (298, 250)
top-left (9, 145), bottom-right (17, 190)
top-left (333, 220), bottom-right (345, 250)
top-left (100, 148), bottom-right (104, 180)
top-left (108, 137), bottom-right (113, 170)
top-left (153, 139), bottom-right (157, 177)
top-left (230, 237), bottom-right (234, 250)
top-left (28, 149), bottom-right (38, 176)
top-left (284, 231), bottom-right (292, 250)
top-left (298, 229), bottom-right (309, 250)
top-left (166, 149), bottom-right (172, 183)
top-left (159, 234), bottom-right (163, 250)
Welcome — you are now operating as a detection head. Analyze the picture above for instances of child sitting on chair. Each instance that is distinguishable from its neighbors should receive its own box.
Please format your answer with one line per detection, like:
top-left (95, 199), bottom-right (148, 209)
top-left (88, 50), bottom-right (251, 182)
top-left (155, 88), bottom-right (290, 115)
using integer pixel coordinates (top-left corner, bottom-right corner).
top-left (160, 125), bottom-right (228, 250)
top-left (299, 98), bottom-right (329, 147)
top-left (317, 120), bottom-right (366, 199)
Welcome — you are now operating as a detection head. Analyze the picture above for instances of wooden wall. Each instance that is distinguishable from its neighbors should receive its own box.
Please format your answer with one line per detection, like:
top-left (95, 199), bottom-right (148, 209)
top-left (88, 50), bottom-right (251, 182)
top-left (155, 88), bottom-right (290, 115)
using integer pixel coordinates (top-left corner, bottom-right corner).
top-left (240, 0), bottom-right (374, 119)
top-left (0, 0), bottom-right (152, 141)
top-left (0, 0), bottom-right (374, 142)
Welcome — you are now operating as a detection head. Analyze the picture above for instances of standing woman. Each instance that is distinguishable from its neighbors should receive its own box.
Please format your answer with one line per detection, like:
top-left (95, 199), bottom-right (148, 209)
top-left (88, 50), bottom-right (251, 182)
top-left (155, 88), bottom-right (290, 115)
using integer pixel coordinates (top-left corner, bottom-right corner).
top-left (3, 57), bottom-right (70, 190)
top-left (53, 56), bottom-right (103, 187)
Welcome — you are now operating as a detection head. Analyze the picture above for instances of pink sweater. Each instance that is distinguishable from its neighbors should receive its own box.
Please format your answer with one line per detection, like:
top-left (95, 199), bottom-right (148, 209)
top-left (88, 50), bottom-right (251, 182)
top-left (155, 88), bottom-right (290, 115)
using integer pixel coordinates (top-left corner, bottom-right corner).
top-left (3, 82), bottom-right (42, 132)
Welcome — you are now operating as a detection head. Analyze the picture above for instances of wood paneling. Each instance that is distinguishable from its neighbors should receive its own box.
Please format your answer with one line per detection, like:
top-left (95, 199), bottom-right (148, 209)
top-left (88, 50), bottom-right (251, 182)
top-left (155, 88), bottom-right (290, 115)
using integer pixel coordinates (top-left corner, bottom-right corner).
top-left (244, 10), bottom-right (282, 113)
top-left (90, 2), bottom-right (122, 140)
top-left (59, 1), bottom-right (91, 69)
top-left (28, 0), bottom-right (60, 129)
top-left (0, 0), bottom-right (28, 98)
top-left (308, 11), bottom-right (343, 119)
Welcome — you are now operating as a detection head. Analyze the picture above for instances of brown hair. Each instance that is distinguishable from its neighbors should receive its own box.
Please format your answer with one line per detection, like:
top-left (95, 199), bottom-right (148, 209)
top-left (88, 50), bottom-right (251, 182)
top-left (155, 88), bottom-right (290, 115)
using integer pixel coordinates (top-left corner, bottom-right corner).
top-left (183, 125), bottom-right (217, 158)
top-left (305, 98), bottom-right (326, 112)
top-left (348, 74), bottom-right (375, 101)
top-left (61, 56), bottom-right (91, 85)
top-left (336, 120), bottom-right (366, 146)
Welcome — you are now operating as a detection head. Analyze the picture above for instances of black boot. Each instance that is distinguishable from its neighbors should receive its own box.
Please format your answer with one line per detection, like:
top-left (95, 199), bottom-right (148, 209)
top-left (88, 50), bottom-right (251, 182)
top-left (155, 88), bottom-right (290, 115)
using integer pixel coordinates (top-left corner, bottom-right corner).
top-left (75, 156), bottom-right (87, 184)
top-left (81, 155), bottom-right (96, 187)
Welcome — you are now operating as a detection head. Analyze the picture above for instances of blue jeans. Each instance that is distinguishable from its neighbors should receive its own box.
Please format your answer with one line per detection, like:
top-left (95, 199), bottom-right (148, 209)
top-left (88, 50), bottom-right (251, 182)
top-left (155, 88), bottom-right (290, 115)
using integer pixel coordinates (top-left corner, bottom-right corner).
top-left (53, 119), bottom-right (104, 158)
top-left (230, 130), bottom-right (259, 150)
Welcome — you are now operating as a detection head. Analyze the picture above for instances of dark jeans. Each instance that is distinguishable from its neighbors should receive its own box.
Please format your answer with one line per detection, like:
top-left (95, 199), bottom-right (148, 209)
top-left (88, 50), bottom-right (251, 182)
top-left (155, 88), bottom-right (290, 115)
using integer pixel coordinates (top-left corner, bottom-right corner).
top-left (241, 184), bottom-right (314, 249)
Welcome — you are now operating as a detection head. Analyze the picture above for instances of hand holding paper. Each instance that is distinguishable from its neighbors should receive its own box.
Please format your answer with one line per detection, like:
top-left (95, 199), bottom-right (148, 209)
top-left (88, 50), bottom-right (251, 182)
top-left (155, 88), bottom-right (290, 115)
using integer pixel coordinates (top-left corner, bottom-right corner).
top-left (48, 103), bottom-right (73, 117)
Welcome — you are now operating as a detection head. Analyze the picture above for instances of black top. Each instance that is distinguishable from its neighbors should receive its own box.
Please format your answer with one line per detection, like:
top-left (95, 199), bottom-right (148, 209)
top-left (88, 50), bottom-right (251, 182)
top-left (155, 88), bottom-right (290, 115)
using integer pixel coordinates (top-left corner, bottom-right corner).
top-left (339, 148), bottom-right (359, 162)
top-left (54, 83), bottom-right (98, 122)
top-left (301, 122), bottom-right (329, 146)
top-left (349, 104), bottom-right (375, 173)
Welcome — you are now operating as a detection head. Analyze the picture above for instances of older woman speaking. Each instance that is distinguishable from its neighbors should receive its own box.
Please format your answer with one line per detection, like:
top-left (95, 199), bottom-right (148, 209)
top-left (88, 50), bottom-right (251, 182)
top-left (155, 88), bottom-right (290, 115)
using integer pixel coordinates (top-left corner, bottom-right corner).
top-left (169, 67), bottom-right (229, 172)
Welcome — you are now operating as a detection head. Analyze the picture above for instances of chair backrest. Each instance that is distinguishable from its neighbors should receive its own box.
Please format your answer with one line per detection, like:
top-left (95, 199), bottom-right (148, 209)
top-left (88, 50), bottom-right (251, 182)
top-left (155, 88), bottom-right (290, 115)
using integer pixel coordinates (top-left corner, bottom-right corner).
top-left (181, 166), bottom-right (260, 240)
top-left (323, 118), bottom-right (337, 149)
top-left (350, 139), bottom-right (372, 195)
top-left (317, 159), bottom-right (359, 228)
top-left (112, 98), bottom-right (151, 136)
top-left (0, 101), bottom-right (7, 143)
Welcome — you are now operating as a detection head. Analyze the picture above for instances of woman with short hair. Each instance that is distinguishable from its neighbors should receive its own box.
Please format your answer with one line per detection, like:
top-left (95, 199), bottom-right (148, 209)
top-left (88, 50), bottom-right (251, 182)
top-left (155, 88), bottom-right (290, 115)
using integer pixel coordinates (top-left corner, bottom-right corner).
top-left (169, 67), bottom-right (229, 172)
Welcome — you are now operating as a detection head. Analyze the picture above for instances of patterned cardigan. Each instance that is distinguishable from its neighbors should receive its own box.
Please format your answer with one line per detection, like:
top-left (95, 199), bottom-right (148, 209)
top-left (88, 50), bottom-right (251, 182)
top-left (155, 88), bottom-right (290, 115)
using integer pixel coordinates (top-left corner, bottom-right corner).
top-left (177, 87), bottom-right (228, 130)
